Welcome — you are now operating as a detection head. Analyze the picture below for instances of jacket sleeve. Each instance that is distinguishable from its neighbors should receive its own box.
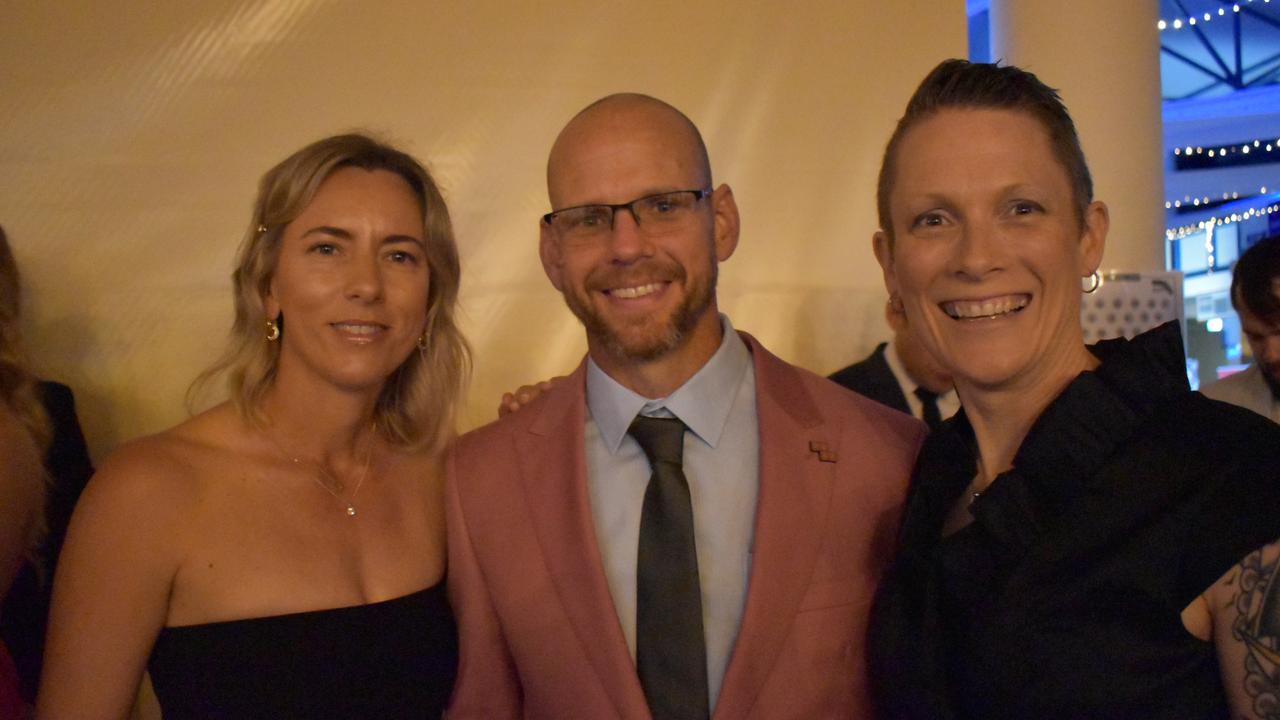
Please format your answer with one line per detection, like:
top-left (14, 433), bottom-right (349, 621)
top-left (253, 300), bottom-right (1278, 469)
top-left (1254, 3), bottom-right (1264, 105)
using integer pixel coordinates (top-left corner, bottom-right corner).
top-left (445, 445), bottom-right (523, 718)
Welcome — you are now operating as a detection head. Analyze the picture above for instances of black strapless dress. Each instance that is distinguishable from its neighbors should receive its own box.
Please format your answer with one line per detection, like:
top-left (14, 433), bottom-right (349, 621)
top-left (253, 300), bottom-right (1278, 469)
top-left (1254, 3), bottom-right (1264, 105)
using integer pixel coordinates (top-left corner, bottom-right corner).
top-left (148, 582), bottom-right (456, 719)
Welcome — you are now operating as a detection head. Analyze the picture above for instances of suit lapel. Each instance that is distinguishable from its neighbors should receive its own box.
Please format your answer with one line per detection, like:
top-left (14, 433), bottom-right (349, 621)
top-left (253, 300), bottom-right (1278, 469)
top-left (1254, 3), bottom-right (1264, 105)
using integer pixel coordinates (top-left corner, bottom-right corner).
top-left (515, 362), bottom-right (648, 717)
top-left (714, 335), bottom-right (833, 719)
top-left (870, 344), bottom-right (913, 415)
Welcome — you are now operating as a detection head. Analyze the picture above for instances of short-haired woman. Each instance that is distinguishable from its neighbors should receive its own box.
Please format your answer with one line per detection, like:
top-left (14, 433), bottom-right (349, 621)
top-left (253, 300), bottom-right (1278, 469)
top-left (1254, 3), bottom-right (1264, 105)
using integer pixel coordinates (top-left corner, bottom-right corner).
top-left (868, 60), bottom-right (1280, 719)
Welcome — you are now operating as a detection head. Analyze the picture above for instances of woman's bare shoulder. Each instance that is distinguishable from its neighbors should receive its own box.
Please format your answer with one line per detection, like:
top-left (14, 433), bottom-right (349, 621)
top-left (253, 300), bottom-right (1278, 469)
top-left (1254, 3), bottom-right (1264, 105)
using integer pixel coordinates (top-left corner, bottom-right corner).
top-left (83, 403), bottom-right (248, 514)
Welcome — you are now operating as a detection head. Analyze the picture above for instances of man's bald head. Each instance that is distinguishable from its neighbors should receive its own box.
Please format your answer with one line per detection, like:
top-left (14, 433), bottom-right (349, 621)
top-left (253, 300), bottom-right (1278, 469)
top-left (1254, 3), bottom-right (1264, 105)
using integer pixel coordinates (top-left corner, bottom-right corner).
top-left (546, 93), bottom-right (712, 207)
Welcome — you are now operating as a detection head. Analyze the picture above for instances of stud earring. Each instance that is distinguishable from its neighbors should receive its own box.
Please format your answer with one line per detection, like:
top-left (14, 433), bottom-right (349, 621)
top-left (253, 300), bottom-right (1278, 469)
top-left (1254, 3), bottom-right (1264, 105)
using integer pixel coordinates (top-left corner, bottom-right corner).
top-left (417, 332), bottom-right (429, 351)
top-left (266, 318), bottom-right (280, 341)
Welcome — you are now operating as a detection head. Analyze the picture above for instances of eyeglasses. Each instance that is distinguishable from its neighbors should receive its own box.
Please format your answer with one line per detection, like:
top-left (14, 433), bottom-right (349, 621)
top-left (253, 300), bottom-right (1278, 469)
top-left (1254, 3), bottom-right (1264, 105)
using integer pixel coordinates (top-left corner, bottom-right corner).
top-left (541, 189), bottom-right (712, 244)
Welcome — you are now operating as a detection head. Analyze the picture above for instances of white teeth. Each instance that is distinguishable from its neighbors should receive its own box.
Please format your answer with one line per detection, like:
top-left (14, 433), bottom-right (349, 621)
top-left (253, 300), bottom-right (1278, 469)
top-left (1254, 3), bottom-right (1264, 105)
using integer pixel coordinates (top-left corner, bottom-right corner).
top-left (611, 283), bottom-right (663, 299)
top-left (942, 295), bottom-right (1029, 319)
top-left (333, 323), bottom-right (381, 334)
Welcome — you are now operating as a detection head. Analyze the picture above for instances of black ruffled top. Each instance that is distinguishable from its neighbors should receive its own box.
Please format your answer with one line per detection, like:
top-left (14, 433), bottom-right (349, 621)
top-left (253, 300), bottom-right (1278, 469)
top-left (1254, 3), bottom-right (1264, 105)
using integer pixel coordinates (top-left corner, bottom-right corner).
top-left (868, 322), bottom-right (1280, 719)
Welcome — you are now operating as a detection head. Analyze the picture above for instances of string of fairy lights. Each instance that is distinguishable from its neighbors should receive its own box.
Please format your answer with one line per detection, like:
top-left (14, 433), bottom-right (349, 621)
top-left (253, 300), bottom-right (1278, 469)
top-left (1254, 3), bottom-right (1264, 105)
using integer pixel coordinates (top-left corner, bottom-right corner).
top-left (1166, 186), bottom-right (1270, 210)
top-left (1148, 3), bottom-right (1280, 250)
top-left (1164, 132), bottom-right (1279, 239)
top-left (1158, 0), bottom-right (1272, 31)
top-left (1166, 200), bottom-right (1280, 241)
top-left (1171, 135), bottom-right (1280, 172)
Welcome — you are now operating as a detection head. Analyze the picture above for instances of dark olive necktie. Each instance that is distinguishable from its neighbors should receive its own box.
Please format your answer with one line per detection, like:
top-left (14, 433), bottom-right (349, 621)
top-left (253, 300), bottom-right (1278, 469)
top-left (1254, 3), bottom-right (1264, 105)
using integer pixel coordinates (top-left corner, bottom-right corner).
top-left (914, 386), bottom-right (943, 431)
top-left (628, 415), bottom-right (709, 720)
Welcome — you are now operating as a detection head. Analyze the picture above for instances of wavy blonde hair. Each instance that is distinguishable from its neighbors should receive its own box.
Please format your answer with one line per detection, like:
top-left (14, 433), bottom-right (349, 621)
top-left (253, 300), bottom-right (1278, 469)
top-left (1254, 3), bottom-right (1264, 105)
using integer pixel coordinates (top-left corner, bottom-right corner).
top-left (0, 226), bottom-right (51, 452)
top-left (191, 134), bottom-right (470, 454)
top-left (0, 226), bottom-right (51, 566)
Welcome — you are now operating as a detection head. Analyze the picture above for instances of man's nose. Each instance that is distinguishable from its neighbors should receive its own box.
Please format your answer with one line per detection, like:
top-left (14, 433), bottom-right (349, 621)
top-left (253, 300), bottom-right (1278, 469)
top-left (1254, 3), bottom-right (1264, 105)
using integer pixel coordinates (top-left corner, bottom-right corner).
top-left (604, 207), bottom-right (652, 261)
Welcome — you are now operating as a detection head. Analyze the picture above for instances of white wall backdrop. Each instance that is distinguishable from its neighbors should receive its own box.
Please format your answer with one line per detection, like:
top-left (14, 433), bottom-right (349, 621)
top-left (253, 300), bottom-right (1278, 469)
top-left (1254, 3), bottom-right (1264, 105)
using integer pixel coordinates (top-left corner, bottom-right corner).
top-left (1, 1), bottom-right (966, 459)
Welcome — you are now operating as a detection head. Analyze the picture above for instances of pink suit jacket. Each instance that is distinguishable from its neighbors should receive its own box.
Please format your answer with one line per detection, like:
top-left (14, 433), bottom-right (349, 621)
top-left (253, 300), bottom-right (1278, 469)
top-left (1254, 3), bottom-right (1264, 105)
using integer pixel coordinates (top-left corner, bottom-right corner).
top-left (447, 334), bottom-right (925, 719)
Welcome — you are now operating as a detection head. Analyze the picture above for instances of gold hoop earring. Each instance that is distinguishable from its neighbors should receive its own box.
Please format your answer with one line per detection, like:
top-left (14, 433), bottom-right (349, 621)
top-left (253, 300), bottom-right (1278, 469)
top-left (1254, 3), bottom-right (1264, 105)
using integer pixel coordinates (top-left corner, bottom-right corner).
top-left (1082, 271), bottom-right (1101, 294)
top-left (266, 318), bottom-right (280, 341)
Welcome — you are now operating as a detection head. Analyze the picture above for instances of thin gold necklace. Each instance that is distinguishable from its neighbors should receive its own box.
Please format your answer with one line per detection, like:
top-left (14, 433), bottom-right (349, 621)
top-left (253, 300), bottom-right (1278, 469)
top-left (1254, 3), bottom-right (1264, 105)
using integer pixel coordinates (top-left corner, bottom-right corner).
top-left (266, 423), bottom-right (376, 517)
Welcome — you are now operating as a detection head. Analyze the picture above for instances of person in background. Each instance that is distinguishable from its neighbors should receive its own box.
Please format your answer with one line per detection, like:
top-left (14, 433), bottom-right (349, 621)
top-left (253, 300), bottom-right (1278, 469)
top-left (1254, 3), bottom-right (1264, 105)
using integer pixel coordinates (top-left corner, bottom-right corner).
top-left (39, 134), bottom-right (467, 719)
top-left (1201, 234), bottom-right (1280, 423)
top-left (867, 59), bottom-right (1280, 719)
top-left (0, 225), bottom-right (95, 711)
top-left (828, 296), bottom-right (957, 429)
top-left (448, 93), bottom-right (924, 719)
top-left (0, 225), bottom-right (52, 719)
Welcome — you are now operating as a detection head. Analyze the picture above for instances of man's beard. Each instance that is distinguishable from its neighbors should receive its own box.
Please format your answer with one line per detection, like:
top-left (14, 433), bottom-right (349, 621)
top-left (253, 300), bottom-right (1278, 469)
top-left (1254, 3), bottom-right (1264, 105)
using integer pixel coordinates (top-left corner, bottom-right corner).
top-left (1261, 362), bottom-right (1280, 401)
top-left (563, 256), bottom-right (717, 362)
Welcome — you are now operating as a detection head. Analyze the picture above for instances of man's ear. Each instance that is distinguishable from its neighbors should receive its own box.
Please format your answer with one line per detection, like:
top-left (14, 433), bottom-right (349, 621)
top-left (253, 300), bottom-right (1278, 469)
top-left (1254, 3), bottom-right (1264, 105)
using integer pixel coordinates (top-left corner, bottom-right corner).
top-left (873, 229), bottom-right (898, 297)
top-left (539, 220), bottom-right (564, 292)
top-left (711, 184), bottom-right (740, 262)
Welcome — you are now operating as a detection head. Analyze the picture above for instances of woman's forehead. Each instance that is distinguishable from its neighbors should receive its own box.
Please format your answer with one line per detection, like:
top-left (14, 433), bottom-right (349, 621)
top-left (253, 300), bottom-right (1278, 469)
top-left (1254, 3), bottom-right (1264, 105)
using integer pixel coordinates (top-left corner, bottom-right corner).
top-left (892, 108), bottom-right (1069, 199)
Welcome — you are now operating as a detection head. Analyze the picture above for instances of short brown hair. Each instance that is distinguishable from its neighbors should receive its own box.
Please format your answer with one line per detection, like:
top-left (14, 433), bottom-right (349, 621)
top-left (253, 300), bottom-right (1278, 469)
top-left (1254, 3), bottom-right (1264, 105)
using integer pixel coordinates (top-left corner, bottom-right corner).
top-left (191, 134), bottom-right (470, 454)
top-left (1231, 234), bottom-right (1280, 323)
top-left (877, 59), bottom-right (1093, 243)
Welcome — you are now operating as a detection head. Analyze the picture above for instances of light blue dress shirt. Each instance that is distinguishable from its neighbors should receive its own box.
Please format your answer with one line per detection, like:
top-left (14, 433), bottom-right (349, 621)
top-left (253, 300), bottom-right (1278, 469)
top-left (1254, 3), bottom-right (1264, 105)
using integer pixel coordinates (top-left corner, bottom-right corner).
top-left (584, 315), bottom-right (759, 711)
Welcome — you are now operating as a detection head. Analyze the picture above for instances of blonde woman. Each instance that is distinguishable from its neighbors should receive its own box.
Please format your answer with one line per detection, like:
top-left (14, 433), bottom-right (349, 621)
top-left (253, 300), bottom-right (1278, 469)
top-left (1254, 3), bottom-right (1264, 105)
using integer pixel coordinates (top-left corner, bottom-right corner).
top-left (40, 134), bottom-right (468, 719)
top-left (0, 226), bottom-right (50, 719)
top-left (0, 225), bottom-right (94, 713)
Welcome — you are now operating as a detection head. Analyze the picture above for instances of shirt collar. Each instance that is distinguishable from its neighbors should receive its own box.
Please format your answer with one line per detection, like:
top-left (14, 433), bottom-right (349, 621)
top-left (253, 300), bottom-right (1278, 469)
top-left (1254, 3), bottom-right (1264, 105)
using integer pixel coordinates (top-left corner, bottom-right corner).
top-left (885, 338), bottom-right (956, 404)
top-left (586, 315), bottom-right (751, 454)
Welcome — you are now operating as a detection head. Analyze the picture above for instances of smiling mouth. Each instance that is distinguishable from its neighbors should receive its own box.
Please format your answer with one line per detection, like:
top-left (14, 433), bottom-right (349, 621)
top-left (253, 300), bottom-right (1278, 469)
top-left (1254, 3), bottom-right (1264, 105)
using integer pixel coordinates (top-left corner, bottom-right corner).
top-left (941, 294), bottom-right (1030, 320)
top-left (331, 322), bottom-right (387, 335)
top-left (605, 282), bottom-right (666, 299)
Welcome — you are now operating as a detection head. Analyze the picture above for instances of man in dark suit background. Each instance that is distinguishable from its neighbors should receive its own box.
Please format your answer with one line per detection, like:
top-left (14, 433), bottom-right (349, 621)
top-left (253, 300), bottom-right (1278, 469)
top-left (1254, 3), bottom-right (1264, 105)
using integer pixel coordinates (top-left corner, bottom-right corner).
top-left (829, 297), bottom-right (957, 429)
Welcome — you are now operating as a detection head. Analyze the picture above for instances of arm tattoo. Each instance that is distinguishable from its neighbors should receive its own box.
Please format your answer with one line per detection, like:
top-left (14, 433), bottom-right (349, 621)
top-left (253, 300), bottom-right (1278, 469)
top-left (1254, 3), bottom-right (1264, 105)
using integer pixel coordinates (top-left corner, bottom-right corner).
top-left (1230, 547), bottom-right (1280, 718)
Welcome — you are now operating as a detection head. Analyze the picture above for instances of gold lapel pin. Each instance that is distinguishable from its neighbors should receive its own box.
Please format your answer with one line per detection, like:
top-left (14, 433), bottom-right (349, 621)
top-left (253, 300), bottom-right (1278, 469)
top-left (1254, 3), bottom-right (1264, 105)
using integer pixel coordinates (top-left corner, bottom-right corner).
top-left (808, 440), bottom-right (838, 463)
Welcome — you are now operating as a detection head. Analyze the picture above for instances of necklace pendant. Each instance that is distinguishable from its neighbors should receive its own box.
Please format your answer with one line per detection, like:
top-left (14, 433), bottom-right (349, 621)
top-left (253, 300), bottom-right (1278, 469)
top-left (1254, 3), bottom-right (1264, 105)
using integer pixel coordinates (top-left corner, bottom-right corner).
top-left (346, 505), bottom-right (357, 517)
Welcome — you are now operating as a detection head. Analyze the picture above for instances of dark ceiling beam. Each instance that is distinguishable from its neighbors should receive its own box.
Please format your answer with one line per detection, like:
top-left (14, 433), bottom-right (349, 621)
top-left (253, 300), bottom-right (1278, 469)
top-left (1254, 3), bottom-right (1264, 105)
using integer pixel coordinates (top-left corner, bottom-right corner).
top-left (1162, 44), bottom-right (1234, 85)
top-left (1178, 0), bottom-right (1237, 78)
top-left (1236, 10), bottom-right (1244, 79)
top-left (1231, 0), bottom-right (1280, 31)
top-left (1244, 47), bottom-right (1280, 76)
top-left (1174, 76), bottom-right (1234, 100)
top-left (1246, 54), bottom-right (1280, 85)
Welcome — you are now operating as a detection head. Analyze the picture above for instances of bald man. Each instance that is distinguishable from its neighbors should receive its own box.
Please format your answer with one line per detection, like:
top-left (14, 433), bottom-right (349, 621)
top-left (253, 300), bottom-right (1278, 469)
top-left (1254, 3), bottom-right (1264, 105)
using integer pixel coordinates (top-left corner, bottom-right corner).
top-left (446, 94), bottom-right (925, 719)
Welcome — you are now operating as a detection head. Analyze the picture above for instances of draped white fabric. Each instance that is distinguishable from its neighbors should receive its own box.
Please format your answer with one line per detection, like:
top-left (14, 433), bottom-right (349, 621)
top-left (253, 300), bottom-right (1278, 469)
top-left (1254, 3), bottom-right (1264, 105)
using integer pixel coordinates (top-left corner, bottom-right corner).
top-left (1, 1), bottom-right (965, 458)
